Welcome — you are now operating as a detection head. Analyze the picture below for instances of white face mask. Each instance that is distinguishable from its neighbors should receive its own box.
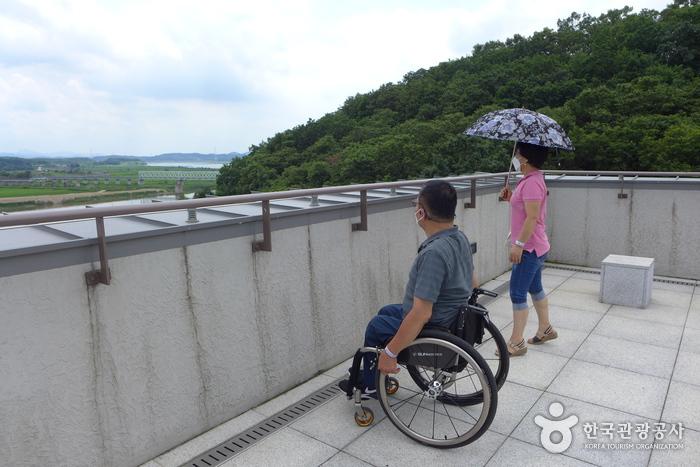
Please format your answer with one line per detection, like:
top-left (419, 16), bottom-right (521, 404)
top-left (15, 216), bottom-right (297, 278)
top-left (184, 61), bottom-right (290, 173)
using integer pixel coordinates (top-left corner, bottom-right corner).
top-left (415, 209), bottom-right (425, 225)
top-left (512, 156), bottom-right (522, 172)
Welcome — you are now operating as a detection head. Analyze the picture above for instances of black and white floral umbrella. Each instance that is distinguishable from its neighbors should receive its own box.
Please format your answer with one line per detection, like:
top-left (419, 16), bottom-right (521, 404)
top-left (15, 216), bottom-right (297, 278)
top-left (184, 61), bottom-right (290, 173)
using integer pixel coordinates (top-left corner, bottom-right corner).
top-left (464, 108), bottom-right (574, 151)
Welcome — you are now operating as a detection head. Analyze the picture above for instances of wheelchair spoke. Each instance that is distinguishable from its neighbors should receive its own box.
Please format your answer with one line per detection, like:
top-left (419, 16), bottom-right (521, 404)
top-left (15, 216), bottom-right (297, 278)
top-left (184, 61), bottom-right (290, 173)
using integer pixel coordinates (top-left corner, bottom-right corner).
top-left (389, 390), bottom-right (421, 409)
top-left (439, 394), bottom-right (480, 423)
top-left (407, 394), bottom-right (425, 429)
top-left (441, 401), bottom-right (461, 438)
top-left (391, 385), bottom-right (423, 397)
top-left (451, 371), bottom-right (479, 383)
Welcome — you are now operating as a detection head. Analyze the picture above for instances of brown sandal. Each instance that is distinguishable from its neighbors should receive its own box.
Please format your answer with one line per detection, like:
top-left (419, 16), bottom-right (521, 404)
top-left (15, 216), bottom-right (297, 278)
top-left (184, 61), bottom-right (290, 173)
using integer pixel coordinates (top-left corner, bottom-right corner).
top-left (495, 338), bottom-right (528, 357)
top-left (528, 325), bottom-right (558, 345)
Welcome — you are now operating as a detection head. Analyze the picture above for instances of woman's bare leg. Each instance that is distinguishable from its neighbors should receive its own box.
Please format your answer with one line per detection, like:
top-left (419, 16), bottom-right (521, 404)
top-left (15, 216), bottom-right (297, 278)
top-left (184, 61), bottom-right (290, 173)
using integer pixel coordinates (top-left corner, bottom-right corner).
top-left (532, 296), bottom-right (551, 335)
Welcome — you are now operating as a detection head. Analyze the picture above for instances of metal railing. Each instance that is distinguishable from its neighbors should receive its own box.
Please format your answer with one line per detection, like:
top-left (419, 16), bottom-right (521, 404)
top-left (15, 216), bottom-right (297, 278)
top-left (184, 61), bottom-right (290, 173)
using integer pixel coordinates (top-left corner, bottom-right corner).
top-left (545, 170), bottom-right (700, 177)
top-left (544, 170), bottom-right (700, 198)
top-left (1, 170), bottom-right (698, 285)
top-left (0, 172), bottom-right (511, 285)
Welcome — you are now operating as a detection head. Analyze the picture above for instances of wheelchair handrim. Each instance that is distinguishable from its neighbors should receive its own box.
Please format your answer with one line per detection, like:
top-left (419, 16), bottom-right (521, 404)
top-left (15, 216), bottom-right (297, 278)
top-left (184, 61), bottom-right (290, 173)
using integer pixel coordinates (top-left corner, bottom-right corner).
top-left (377, 337), bottom-right (493, 447)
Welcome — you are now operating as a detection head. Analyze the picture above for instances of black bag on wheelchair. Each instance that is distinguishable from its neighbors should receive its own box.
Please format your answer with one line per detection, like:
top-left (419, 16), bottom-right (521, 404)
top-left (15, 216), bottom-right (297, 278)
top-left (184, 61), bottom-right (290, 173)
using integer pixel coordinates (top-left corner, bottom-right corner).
top-left (453, 303), bottom-right (486, 346)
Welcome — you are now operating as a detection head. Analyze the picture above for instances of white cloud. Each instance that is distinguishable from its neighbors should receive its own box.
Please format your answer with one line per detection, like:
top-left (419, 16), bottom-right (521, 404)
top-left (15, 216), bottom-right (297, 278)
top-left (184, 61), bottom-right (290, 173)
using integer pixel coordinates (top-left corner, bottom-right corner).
top-left (0, 0), bottom-right (672, 155)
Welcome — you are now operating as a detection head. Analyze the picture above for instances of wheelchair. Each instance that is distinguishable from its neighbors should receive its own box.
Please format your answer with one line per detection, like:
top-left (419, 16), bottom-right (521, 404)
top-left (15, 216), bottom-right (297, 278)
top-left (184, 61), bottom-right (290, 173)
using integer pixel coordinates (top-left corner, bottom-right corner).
top-left (343, 288), bottom-right (509, 448)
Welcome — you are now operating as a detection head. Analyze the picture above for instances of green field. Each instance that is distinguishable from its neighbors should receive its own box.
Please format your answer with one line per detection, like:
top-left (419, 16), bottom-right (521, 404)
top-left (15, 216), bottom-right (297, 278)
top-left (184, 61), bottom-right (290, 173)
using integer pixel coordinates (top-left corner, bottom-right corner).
top-left (0, 187), bottom-right (86, 198)
top-left (0, 163), bottom-right (218, 211)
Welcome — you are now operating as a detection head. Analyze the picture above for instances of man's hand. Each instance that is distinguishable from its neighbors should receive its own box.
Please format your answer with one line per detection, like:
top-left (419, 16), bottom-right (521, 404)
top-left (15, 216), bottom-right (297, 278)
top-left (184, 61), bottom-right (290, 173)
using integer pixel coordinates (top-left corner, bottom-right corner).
top-left (380, 297), bottom-right (432, 376)
top-left (510, 244), bottom-right (523, 264)
top-left (378, 351), bottom-right (400, 374)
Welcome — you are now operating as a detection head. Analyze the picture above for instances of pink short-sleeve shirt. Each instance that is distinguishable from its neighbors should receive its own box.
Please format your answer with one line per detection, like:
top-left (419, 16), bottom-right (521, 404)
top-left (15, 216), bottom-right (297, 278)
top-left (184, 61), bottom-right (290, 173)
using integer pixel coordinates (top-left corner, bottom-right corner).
top-left (510, 170), bottom-right (550, 256)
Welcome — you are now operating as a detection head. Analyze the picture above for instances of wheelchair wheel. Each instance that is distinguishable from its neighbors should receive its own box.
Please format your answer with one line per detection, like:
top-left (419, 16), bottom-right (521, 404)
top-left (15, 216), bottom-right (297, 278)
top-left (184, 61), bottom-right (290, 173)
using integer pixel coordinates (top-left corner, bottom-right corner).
top-left (407, 318), bottom-right (509, 406)
top-left (476, 319), bottom-right (509, 391)
top-left (377, 330), bottom-right (497, 448)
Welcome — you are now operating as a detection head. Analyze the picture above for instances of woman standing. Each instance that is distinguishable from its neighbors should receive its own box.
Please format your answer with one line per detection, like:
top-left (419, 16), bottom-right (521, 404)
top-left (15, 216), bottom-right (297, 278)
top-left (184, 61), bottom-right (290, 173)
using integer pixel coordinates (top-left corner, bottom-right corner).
top-left (499, 142), bottom-right (557, 356)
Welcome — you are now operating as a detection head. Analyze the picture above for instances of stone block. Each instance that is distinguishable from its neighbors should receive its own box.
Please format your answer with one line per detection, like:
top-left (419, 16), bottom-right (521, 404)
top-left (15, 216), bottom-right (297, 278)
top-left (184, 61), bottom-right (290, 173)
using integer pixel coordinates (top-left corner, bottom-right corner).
top-left (600, 254), bottom-right (654, 308)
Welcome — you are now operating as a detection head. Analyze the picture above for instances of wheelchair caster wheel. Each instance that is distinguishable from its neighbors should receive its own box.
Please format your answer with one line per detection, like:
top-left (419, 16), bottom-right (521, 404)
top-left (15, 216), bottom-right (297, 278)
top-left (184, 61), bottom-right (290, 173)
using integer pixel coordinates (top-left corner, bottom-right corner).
top-left (386, 377), bottom-right (399, 395)
top-left (354, 408), bottom-right (374, 427)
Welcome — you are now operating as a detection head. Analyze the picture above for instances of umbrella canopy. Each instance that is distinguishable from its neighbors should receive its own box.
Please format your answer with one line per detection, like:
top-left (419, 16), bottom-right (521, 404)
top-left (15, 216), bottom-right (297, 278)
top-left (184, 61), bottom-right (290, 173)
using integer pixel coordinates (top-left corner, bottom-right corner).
top-left (464, 108), bottom-right (574, 151)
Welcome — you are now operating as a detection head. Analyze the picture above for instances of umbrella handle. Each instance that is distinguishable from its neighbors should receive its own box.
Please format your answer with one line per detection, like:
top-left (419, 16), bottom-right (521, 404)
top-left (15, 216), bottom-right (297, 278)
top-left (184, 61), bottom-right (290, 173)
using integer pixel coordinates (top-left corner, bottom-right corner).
top-left (499, 142), bottom-right (518, 201)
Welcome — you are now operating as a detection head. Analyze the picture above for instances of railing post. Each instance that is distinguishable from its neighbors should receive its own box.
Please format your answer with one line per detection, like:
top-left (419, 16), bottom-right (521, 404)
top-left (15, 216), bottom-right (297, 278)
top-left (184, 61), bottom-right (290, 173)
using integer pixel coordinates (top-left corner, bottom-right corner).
top-left (618, 174), bottom-right (628, 199)
top-left (253, 200), bottom-right (272, 252)
top-left (85, 216), bottom-right (111, 286)
top-left (186, 208), bottom-right (198, 224)
top-left (463, 179), bottom-right (477, 208)
top-left (352, 190), bottom-right (368, 231)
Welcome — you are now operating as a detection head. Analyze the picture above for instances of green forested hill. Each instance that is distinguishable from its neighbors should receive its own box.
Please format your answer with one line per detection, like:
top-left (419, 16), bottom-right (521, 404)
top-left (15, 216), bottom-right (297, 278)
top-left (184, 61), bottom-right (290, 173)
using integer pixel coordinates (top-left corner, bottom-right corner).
top-left (218, 2), bottom-right (700, 195)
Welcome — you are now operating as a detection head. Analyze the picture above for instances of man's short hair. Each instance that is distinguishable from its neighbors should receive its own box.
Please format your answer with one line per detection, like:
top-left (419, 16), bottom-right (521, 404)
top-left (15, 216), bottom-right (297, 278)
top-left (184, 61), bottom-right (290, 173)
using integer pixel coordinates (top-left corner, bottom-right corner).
top-left (419, 180), bottom-right (457, 221)
top-left (516, 142), bottom-right (548, 169)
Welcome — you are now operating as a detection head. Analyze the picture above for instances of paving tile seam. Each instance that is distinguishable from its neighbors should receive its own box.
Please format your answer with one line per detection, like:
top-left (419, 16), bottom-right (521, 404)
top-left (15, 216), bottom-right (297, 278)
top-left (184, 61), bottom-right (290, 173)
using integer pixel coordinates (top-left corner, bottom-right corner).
top-left (543, 389), bottom-right (663, 422)
top-left (483, 273), bottom-right (584, 466)
top-left (650, 283), bottom-right (697, 467)
top-left (215, 421), bottom-right (342, 466)
top-left (598, 314), bottom-right (689, 330)
top-left (326, 451), bottom-right (381, 467)
top-left (500, 435), bottom-right (601, 467)
top-left (183, 378), bottom-right (344, 465)
top-left (280, 425), bottom-right (345, 465)
top-left (591, 328), bottom-right (684, 350)
top-left (524, 316), bottom-right (606, 336)
top-left (288, 397), bottom-right (385, 454)
top-left (336, 416), bottom-right (398, 465)
top-left (566, 349), bottom-right (678, 379)
top-left (538, 302), bottom-right (609, 315)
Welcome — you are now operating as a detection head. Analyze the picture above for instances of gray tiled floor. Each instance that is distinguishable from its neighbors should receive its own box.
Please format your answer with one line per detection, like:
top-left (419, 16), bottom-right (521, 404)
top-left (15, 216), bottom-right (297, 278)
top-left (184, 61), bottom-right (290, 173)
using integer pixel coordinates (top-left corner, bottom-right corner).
top-left (148, 266), bottom-right (698, 467)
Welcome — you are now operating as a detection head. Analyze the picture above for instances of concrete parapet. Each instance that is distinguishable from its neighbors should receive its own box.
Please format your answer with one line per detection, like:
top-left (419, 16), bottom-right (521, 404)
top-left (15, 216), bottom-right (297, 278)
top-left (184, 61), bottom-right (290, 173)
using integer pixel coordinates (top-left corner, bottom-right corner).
top-left (0, 190), bottom-right (510, 466)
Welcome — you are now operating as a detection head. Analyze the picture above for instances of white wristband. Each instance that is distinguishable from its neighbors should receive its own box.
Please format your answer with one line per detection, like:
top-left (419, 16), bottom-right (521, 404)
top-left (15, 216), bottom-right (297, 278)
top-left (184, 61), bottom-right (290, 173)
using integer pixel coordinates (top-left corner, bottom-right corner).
top-left (514, 240), bottom-right (525, 248)
top-left (384, 346), bottom-right (398, 358)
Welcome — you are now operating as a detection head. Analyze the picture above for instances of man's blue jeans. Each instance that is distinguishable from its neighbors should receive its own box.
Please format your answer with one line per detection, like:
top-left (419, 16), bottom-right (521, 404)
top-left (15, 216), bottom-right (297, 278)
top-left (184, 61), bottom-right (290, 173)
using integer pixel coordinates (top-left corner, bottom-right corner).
top-left (363, 304), bottom-right (404, 390)
top-left (510, 250), bottom-right (548, 310)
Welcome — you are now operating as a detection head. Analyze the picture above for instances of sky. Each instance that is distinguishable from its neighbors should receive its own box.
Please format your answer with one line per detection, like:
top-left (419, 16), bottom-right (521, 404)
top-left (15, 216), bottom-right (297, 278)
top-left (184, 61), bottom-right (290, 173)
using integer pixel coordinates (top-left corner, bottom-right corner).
top-left (0, 0), bottom-right (672, 156)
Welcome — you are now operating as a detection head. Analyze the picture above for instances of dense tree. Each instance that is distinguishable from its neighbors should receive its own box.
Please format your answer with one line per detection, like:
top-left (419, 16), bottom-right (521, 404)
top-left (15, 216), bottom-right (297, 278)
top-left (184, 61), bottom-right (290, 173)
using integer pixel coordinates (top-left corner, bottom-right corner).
top-left (218, 2), bottom-right (700, 195)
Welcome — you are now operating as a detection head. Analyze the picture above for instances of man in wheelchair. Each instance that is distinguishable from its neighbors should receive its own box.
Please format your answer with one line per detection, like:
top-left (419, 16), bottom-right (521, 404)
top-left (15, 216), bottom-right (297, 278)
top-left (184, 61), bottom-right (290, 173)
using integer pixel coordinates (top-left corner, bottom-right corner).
top-left (339, 180), bottom-right (474, 399)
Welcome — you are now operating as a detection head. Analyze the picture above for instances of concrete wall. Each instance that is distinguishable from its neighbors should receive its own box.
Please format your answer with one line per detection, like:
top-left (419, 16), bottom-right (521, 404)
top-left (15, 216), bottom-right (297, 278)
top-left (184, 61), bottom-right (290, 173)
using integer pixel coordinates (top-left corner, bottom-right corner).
top-left (0, 192), bottom-right (511, 467)
top-left (546, 182), bottom-right (700, 280)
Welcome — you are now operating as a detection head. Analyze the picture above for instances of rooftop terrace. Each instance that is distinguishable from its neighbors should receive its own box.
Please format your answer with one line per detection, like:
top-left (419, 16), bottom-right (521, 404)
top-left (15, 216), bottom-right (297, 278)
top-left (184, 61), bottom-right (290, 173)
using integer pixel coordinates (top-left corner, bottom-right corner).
top-left (140, 265), bottom-right (699, 467)
top-left (1, 171), bottom-right (699, 467)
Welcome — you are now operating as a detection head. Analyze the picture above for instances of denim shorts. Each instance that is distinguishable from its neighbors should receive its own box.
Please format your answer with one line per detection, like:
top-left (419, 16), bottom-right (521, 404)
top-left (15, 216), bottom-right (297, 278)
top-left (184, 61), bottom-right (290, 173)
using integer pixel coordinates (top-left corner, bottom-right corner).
top-left (509, 250), bottom-right (548, 310)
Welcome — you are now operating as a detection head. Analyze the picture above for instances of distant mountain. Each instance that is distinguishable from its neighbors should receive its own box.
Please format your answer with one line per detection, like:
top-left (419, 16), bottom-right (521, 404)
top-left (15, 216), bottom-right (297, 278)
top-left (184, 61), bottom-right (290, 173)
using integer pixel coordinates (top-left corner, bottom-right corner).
top-left (4, 151), bottom-right (247, 161)
top-left (1, 151), bottom-right (102, 158)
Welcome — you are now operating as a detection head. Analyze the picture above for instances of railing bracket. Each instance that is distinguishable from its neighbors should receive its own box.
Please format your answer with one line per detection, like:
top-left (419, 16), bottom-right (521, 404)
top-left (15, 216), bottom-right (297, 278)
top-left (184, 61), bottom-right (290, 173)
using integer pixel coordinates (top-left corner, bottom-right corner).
top-left (253, 200), bottom-right (272, 252)
top-left (351, 190), bottom-right (368, 231)
top-left (85, 216), bottom-right (111, 286)
top-left (618, 175), bottom-right (628, 199)
top-left (463, 179), bottom-right (477, 208)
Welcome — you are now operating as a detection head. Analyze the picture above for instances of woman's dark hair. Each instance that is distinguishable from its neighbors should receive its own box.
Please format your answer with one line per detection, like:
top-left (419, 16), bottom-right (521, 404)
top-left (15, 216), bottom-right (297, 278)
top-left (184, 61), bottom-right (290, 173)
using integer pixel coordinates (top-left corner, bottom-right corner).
top-left (516, 142), bottom-right (548, 169)
top-left (419, 180), bottom-right (456, 221)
